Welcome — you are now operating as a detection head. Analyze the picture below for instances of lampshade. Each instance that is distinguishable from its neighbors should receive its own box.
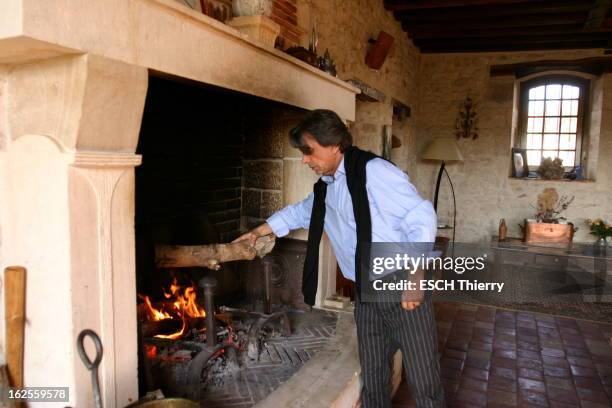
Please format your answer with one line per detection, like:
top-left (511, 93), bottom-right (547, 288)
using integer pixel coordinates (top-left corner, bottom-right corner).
top-left (422, 137), bottom-right (464, 162)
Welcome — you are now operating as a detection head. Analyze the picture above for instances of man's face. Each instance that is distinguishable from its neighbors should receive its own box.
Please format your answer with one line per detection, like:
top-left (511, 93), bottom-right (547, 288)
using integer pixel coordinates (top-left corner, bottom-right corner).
top-left (300, 133), bottom-right (341, 176)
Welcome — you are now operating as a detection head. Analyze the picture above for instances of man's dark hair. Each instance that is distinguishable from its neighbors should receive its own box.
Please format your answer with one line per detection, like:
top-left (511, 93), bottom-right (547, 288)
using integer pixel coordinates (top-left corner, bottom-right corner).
top-left (289, 109), bottom-right (353, 154)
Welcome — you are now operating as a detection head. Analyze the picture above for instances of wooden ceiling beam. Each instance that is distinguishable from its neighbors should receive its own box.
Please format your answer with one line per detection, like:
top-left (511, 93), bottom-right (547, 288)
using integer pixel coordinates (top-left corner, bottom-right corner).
top-left (419, 40), bottom-right (610, 53)
top-left (490, 57), bottom-right (612, 77)
top-left (414, 32), bottom-right (612, 47)
top-left (401, 13), bottom-right (587, 31)
top-left (394, 1), bottom-right (591, 22)
top-left (408, 24), bottom-right (597, 40)
top-left (384, 0), bottom-right (537, 11)
top-left (584, 0), bottom-right (612, 29)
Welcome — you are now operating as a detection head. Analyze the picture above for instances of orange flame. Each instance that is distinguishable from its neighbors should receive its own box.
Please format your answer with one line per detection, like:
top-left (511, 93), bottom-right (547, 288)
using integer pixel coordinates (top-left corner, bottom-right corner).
top-left (140, 294), bottom-right (171, 321)
top-left (139, 279), bottom-right (206, 340)
top-left (154, 319), bottom-right (187, 340)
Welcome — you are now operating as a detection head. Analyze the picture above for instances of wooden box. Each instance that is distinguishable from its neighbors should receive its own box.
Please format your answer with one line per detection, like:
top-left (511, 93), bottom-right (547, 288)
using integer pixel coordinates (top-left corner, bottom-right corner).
top-left (523, 222), bottom-right (574, 245)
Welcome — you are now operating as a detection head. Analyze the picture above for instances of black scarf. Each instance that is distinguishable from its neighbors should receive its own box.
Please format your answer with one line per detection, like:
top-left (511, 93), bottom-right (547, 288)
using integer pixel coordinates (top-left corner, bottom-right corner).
top-left (301, 146), bottom-right (378, 306)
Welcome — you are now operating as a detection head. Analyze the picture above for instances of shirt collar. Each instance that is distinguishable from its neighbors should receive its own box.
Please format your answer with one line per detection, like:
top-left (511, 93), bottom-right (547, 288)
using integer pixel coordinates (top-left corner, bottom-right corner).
top-left (321, 156), bottom-right (345, 185)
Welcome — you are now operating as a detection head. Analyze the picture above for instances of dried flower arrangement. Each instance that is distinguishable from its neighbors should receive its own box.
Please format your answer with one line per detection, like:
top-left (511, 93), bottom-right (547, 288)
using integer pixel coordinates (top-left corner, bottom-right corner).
top-left (538, 157), bottom-right (564, 179)
top-left (534, 188), bottom-right (574, 223)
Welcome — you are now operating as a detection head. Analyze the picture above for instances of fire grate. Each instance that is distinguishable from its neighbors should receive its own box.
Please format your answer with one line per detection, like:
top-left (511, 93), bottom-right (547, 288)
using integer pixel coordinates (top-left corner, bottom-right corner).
top-left (197, 308), bottom-right (338, 408)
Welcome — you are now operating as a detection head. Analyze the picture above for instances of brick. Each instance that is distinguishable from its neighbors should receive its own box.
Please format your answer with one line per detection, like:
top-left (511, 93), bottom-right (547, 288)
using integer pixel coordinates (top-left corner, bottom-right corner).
top-left (519, 368), bottom-right (544, 381)
top-left (576, 387), bottom-right (611, 404)
top-left (460, 377), bottom-right (488, 392)
top-left (244, 160), bottom-right (282, 189)
top-left (546, 386), bottom-right (578, 404)
top-left (570, 365), bottom-right (598, 378)
top-left (487, 388), bottom-right (517, 407)
top-left (519, 389), bottom-right (549, 407)
top-left (518, 378), bottom-right (546, 393)
top-left (463, 367), bottom-right (490, 381)
top-left (455, 388), bottom-right (487, 407)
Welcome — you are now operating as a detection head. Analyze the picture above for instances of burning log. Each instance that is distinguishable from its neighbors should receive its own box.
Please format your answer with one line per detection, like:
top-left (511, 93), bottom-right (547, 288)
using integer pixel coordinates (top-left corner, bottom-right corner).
top-left (140, 317), bottom-right (206, 338)
top-left (155, 235), bottom-right (276, 270)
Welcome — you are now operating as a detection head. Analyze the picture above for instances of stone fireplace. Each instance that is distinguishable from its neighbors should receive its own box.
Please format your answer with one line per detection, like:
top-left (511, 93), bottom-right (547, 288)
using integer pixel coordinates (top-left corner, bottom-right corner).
top-left (0, 0), bottom-right (357, 406)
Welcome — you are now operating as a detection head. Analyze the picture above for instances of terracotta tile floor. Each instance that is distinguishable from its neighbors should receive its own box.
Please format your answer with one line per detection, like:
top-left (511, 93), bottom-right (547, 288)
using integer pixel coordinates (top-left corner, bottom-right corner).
top-left (392, 302), bottom-right (612, 408)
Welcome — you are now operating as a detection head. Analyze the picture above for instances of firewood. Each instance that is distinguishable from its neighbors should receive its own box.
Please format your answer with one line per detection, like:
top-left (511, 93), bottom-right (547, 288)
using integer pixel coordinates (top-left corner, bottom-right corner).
top-left (155, 235), bottom-right (275, 270)
top-left (140, 317), bottom-right (206, 337)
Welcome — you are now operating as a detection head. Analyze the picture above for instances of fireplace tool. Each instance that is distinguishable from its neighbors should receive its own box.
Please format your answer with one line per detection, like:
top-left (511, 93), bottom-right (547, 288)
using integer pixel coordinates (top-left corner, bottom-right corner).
top-left (77, 329), bottom-right (103, 408)
top-left (77, 329), bottom-right (199, 408)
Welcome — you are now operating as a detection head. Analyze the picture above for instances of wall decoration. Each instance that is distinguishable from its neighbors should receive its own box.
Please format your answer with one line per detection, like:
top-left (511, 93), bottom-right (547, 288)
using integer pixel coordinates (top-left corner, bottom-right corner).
top-left (365, 31), bottom-right (394, 70)
top-left (455, 97), bottom-right (478, 139)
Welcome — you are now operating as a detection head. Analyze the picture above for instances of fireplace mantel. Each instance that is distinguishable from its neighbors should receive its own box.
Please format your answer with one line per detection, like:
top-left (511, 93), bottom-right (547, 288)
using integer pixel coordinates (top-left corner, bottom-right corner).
top-left (0, 0), bottom-right (357, 121)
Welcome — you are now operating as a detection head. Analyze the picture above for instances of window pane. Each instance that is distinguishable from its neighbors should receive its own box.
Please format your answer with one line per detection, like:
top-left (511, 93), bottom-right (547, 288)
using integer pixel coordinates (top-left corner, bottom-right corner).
top-left (558, 151), bottom-right (575, 167)
top-left (562, 100), bottom-right (579, 116)
top-left (546, 84), bottom-right (562, 99)
top-left (529, 85), bottom-right (545, 100)
top-left (543, 134), bottom-right (559, 150)
top-left (544, 117), bottom-right (560, 133)
top-left (559, 134), bottom-right (576, 150)
top-left (527, 117), bottom-right (543, 132)
top-left (560, 117), bottom-right (577, 133)
top-left (527, 150), bottom-right (541, 166)
top-left (543, 150), bottom-right (558, 160)
top-left (529, 100), bottom-right (544, 116)
top-left (545, 100), bottom-right (560, 116)
top-left (562, 85), bottom-right (579, 99)
top-left (527, 133), bottom-right (542, 149)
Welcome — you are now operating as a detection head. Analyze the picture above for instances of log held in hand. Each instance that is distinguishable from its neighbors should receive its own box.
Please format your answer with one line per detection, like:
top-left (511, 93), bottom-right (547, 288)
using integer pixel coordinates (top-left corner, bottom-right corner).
top-left (155, 235), bottom-right (276, 270)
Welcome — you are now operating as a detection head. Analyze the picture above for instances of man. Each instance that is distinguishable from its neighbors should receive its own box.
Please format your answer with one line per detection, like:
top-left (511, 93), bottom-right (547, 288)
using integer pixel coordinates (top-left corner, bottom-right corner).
top-left (234, 109), bottom-right (445, 408)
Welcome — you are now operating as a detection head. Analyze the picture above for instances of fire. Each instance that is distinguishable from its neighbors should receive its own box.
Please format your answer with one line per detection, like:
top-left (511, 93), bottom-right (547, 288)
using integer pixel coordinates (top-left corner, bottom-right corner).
top-left (139, 278), bottom-right (206, 340)
top-left (154, 319), bottom-right (187, 340)
top-left (144, 344), bottom-right (158, 358)
top-left (140, 294), bottom-right (172, 321)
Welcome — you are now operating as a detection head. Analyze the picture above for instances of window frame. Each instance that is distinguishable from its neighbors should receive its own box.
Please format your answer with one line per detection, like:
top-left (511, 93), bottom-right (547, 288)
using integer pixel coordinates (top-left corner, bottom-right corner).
top-left (518, 74), bottom-right (589, 171)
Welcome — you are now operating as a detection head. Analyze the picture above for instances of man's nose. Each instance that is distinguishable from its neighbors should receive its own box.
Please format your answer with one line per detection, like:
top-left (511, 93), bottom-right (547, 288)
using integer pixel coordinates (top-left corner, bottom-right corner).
top-left (302, 155), bottom-right (309, 164)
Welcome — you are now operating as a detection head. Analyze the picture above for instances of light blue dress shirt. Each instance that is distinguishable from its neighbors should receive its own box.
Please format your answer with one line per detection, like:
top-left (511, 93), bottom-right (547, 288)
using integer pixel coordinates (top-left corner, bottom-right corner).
top-left (266, 157), bottom-right (437, 282)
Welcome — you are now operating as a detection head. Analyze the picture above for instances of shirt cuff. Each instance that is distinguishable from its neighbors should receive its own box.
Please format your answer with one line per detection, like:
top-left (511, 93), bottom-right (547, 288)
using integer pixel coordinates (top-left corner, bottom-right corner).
top-left (266, 213), bottom-right (290, 238)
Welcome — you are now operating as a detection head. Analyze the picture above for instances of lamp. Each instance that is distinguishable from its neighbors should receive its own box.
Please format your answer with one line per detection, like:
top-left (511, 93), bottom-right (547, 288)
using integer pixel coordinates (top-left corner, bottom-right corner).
top-left (422, 138), bottom-right (464, 241)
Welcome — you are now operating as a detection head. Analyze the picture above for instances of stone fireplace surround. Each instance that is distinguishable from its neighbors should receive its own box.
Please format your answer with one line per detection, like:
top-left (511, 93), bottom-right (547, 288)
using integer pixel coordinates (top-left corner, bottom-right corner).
top-left (0, 0), bottom-right (357, 406)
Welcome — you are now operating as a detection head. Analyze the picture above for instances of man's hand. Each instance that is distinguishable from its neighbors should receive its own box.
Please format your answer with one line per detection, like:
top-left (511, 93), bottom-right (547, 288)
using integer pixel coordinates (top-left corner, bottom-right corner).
top-left (401, 268), bottom-right (424, 311)
top-left (232, 223), bottom-right (273, 246)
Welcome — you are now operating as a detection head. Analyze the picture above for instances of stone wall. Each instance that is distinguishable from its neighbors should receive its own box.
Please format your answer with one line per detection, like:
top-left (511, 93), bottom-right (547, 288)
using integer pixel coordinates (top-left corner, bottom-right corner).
top-left (242, 104), bottom-right (306, 229)
top-left (415, 50), bottom-right (612, 243)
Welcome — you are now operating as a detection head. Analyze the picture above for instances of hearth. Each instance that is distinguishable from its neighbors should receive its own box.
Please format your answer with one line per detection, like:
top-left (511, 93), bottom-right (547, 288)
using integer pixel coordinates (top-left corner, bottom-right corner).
top-left (137, 267), bottom-right (337, 407)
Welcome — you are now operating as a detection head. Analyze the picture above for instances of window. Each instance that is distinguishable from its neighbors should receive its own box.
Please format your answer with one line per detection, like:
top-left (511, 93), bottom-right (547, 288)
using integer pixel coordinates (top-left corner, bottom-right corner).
top-left (519, 75), bottom-right (589, 170)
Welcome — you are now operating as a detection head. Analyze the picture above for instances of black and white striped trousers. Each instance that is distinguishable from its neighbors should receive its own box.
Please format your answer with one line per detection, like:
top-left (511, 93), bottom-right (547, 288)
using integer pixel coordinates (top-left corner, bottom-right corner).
top-left (354, 295), bottom-right (445, 408)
